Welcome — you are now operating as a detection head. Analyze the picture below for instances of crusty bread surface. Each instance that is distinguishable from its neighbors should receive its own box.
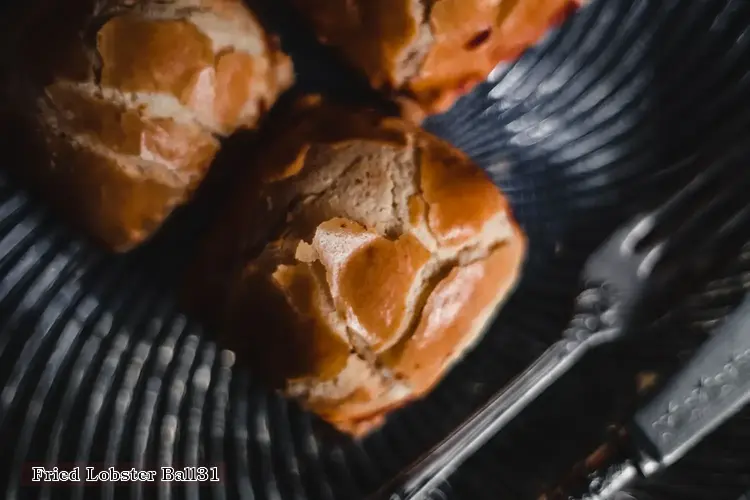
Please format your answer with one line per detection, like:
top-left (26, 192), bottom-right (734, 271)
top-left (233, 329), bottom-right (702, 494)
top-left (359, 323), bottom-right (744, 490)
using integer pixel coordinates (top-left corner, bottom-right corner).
top-left (187, 96), bottom-right (527, 435)
top-left (2, 0), bottom-right (293, 251)
top-left (292, 0), bottom-right (584, 117)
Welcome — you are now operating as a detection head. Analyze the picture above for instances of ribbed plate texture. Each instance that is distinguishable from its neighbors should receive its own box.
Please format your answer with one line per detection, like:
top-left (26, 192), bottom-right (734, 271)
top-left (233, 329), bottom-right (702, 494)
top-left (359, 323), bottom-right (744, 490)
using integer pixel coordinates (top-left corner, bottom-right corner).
top-left (2, 0), bottom-right (750, 499)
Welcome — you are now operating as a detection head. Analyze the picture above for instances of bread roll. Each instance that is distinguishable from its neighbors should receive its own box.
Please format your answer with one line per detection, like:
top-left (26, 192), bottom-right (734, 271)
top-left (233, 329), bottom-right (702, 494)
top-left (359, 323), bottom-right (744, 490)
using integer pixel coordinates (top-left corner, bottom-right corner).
top-left (1, 0), bottom-right (293, 251)
top-left (188, 96), bottom-right (527, 435)
top-left (291, 0), bottom-right (583, 117)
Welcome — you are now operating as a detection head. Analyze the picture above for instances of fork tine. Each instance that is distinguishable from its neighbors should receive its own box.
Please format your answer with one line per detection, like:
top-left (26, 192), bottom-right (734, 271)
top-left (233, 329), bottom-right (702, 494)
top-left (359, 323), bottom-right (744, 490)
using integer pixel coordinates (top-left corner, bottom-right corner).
top-left (707, 195), bottom-right (750, 246)
top-left (657, 162), bottom-right (750, 256)
top-left (636, 154), bottom-right (750, 250)
top-left (636, 144), bottom-right (750, 253)
top-left (652, 156), bottom-right (732, 222)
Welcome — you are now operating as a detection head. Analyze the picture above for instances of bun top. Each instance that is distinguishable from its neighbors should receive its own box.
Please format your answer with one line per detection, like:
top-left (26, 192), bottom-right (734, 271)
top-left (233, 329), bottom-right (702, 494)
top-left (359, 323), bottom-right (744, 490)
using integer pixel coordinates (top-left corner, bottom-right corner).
top-left (1, 0), bottom-right (293, 251)
top-left (8, 0), bottom-right (293, 136)
top-left (190, 96), bottom-right (526, 434)
top-left (292, 0), bottom-right (582, 115)
top-left (93, 0), bottom-right (293, 135)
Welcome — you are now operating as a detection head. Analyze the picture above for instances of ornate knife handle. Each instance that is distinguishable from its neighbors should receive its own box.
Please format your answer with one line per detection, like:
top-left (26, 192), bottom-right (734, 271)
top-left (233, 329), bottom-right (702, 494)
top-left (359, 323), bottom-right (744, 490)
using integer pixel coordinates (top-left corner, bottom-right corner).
top-left (633, 294), bottom-right (750, 469)
top-left (373, 283), bottom-right (625, 500)
top-left (559, 294), bottom-right (750, 500)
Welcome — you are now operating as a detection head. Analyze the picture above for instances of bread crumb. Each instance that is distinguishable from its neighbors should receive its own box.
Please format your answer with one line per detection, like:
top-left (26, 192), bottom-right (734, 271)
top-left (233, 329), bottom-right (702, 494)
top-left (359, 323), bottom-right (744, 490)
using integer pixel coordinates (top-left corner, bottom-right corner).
top-left (295, 241), bottom-right (318, 263)
top-left (636, 371), bottom-right (658, 392)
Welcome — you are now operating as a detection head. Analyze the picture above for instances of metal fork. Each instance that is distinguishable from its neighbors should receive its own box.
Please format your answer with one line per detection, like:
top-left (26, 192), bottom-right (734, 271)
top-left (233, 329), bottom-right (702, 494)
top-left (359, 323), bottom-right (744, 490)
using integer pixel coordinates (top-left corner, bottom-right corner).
top-left (373, 142), bottom-right (750, 500)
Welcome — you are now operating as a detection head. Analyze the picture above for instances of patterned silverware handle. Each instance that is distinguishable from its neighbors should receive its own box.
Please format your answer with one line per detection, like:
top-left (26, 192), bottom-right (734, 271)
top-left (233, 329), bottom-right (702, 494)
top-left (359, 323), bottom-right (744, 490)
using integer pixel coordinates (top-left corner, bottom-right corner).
top-left (563, 294), bottom-right (750, 500)
top-left (633, 293), bottom-right (750, 469)
top-left (374, 283), bottom-right (624, 500)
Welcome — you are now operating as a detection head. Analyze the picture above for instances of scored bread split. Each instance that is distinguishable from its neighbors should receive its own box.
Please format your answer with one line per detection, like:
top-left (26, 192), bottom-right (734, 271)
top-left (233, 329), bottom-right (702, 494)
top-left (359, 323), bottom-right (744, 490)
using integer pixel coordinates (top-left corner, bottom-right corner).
top-left (291, 0), bottom-right (585, 118)
top-left (1, 0), bottom-right (293, 251)
top-left (187, 96), bottom-right (527, 436)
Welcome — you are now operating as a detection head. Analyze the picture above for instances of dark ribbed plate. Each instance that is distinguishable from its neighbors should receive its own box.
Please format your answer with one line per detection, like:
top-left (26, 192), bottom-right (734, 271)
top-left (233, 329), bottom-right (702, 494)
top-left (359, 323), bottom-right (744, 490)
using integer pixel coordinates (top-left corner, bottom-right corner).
top-left (2, 0), bottom-right (750, 499)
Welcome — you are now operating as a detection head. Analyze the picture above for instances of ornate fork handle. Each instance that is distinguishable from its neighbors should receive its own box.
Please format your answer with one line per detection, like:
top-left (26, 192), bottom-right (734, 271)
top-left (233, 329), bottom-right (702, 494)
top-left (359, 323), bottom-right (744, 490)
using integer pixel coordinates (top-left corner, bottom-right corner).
top-left (563, 281), bottom-right (623, 348)
top-left (373, 283), bottom-right (624, 500)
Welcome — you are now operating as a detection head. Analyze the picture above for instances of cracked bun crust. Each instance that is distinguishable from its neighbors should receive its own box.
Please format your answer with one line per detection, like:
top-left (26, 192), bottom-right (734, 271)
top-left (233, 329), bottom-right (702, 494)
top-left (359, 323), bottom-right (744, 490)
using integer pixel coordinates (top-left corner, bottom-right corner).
top-left (187, 96), bottom-right (527, 435)
top-left (291, 0), bottom-right (583, 117)
top-left (1, 0), bottom-right (293, 251)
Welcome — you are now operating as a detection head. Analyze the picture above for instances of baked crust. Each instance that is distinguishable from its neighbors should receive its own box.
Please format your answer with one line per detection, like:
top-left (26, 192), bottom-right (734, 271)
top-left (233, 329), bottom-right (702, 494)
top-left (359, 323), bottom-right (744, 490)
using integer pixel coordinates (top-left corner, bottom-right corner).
top-left (292, 0), bottom-right (583, 117)
top-left (187, 96), bottom-right (527, 435)
top-left (2, 0), bottom-right (293, 251)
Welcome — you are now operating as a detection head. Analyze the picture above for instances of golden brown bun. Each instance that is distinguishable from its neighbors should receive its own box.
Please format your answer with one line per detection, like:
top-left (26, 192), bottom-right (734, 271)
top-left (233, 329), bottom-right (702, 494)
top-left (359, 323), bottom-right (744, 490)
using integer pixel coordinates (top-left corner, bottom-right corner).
top-left (291, 0), bottom-right (583, 117)
top-left (187, 96), bottom-right (527, 435)
top-left (2, 0), bottom-right (293, 251)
